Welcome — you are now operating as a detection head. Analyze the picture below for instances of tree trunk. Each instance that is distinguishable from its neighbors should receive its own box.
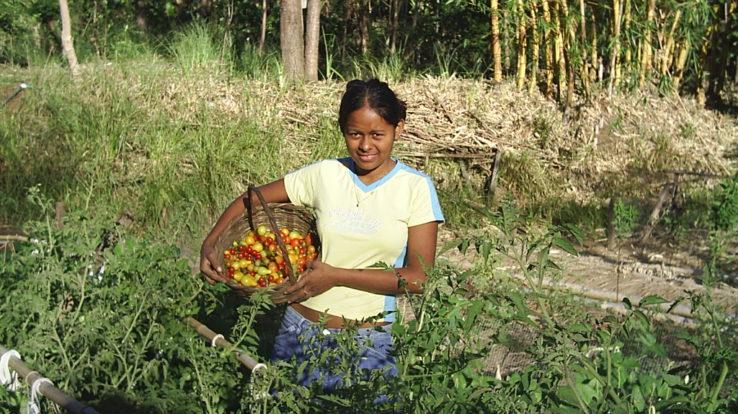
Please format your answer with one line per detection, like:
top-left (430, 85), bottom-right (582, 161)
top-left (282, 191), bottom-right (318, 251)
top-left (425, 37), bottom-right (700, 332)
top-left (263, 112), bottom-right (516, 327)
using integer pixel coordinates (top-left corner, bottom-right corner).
top-left (359, 0), bottom-right (370, 55)
top-left (259, 0), bottom-right (268, 52)
top-left (281, 0), bottom-right (304, 82)
top-left (390, 0), bottom-right (401, 52)
top-left (304, 0), bottom-right (321, 81)
top-left (490, 0), bottom-right (503, 82)
top-left (58, 0), bottom-right (80, 78)
top-left (136, 0), bottom-right (148, 30)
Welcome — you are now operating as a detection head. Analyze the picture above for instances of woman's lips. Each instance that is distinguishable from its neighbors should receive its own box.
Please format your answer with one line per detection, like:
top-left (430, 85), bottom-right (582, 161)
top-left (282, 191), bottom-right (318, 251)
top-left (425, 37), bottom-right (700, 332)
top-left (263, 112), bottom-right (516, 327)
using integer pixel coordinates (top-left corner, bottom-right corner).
top-left (358, 154), bottom-right (377, 162)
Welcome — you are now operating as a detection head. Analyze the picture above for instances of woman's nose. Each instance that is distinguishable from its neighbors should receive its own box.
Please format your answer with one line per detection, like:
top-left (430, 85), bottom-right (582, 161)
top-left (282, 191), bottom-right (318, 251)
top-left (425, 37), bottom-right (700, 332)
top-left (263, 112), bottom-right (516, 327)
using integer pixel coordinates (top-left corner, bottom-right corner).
top-left (359, 137), bottom-right (370, 151)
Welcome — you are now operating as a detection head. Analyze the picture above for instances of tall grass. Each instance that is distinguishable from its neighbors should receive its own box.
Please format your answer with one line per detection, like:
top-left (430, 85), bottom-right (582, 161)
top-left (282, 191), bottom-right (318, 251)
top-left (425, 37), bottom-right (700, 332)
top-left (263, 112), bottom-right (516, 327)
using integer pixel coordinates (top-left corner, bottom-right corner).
top-left (168, 21), bottom-right (232, 75)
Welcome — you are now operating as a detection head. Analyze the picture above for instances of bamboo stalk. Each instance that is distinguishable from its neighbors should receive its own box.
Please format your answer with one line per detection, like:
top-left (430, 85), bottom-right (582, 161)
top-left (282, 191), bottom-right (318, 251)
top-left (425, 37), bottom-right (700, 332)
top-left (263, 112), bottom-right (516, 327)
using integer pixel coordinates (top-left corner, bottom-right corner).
top-left (590, 12), bottom-right (599, 83)
top-left (0, 345), bottom-right (100, 414)
top-left (623, 0), bottom-right (631, 80)
top-left (608, 0), bottom-right (622, 94)
top-left (491, 0), bottom-right (503, 82)
top-left (661, 10), bottom-right (681, 76)
top-left (552, 0), bottom-right (567, 101)
top-left (528, 0), bottom-right (540, 94)
top-left (639, 0), bottom-right (656, 88)
top-left (557, 0), bottom-right (574, 106)
top-left (578, 0), bottom-right (590, 96)
top-left (541, 0), bottom-right (555, 96)
top-left (672, 38), bottom-right (689, 90)
top-left (516, 0), bottom-right (528, 89)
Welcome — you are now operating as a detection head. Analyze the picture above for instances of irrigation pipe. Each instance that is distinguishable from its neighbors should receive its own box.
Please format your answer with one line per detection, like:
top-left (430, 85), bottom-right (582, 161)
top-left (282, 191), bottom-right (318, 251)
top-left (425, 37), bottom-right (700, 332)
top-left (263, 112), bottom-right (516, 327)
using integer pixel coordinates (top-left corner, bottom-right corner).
top-left (184, 316), bottom-right (267, 373)
top-left (0, 345), bottom-right (100, 414)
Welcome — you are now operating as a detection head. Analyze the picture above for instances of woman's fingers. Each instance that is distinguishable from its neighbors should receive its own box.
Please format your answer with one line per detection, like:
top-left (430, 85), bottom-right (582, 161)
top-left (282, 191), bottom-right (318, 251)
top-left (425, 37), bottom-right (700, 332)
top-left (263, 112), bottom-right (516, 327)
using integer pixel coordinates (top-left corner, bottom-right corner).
top-left (200, 254), bottom-right (224, 285)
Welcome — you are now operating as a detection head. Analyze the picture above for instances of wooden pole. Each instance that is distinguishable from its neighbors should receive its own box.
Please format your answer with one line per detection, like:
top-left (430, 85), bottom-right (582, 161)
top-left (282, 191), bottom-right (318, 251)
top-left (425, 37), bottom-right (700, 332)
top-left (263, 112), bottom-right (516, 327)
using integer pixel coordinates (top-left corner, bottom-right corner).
top-left (0, 345), bottom-right (100, 414)
top-left (183, 317), bottom-right (266, 372)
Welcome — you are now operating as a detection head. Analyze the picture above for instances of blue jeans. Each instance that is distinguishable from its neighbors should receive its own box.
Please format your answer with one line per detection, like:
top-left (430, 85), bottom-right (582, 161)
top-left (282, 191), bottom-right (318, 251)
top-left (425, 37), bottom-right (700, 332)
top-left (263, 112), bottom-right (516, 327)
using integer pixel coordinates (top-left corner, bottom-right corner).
top-left (270, 305), bottom-right (397, 392)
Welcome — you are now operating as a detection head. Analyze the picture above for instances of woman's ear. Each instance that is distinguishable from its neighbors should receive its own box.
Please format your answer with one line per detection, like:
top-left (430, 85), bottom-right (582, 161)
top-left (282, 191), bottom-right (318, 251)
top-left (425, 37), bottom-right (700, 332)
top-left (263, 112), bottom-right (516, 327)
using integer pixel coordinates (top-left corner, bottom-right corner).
top-left (395, 120), bottom-right (405, 137)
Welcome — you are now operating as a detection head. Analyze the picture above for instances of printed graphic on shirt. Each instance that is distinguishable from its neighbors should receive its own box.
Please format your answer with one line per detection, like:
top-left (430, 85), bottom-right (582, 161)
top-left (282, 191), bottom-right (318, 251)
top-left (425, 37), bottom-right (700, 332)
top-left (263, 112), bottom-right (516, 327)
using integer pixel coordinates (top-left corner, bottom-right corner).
top-left (326, 208), bottom-right (382, 235)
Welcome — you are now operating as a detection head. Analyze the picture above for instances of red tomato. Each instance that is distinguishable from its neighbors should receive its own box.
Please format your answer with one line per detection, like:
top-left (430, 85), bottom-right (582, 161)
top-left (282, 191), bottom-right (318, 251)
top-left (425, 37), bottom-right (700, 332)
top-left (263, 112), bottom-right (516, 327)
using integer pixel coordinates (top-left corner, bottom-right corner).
top-left (290, 239), bottom-right (300, 248)
top-left (257, 277), bottom-right (266, 287)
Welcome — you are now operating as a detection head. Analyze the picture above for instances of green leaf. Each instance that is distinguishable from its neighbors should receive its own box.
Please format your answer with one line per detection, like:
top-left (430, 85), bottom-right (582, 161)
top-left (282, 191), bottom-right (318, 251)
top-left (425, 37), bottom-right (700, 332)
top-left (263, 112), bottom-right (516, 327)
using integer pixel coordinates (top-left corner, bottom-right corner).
top-left (638, 295), bottom-right (669, 307)
top-left (553, 236), bottom-right (578, 256)
top-left (439, 239), bottom-right (463, 256)
top-left (459, 239), bottom-right (470, 255)
top-left (556, 385), bottom-right (580, 407)
top-left (632, 385), bottom-right (646, 411)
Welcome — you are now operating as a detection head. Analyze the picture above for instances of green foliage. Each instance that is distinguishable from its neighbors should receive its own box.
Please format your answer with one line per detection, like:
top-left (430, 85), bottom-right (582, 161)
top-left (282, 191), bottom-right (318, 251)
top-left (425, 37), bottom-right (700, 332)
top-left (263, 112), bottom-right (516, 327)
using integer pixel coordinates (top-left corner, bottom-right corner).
top-left (0, 193), bottom-right (244, 413)
top-left (613, 200), bottom-right (639, 238)
top-left (710, 172), bottom-right (738, 233)
top-left (2, 195), bottom-right (737, 412)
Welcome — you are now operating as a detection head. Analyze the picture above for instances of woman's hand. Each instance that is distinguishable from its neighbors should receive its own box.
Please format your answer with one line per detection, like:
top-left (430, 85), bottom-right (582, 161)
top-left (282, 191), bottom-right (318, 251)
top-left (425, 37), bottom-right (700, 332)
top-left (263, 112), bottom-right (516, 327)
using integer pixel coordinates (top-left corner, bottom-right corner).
top-left (200, 243), bottom-right (225, 285)
top-left (280, 260), bottom-right (337, 303)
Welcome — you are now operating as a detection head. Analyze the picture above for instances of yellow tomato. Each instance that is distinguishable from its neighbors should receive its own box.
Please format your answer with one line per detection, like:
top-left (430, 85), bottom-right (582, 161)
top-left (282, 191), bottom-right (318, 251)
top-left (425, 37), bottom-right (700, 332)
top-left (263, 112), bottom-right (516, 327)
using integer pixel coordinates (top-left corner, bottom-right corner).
top-left (242, 274), bottom-right (257, 287)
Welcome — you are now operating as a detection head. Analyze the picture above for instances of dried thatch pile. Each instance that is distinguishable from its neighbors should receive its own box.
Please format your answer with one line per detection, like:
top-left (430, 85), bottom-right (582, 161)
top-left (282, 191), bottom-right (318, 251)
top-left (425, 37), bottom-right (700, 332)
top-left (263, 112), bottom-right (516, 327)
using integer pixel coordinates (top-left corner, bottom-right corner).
top-left (155, 74), bottom-right (738, 204)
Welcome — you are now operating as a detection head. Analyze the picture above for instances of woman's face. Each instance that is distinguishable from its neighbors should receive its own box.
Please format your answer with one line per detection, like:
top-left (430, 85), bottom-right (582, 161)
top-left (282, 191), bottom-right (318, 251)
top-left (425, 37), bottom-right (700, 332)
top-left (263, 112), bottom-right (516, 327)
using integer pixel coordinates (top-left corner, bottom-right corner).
top-left (343, 106), bottom-right (404, 184)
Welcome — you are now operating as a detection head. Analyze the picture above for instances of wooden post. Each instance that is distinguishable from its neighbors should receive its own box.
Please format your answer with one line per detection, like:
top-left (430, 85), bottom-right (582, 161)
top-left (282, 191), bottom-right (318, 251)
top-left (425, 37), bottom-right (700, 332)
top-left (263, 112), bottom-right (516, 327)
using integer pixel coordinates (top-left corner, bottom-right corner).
top-left (486, 148), bottom-right (502, 206)
top-left (606, 197), bottom-right (617, 250)
top-left (639, 173), bottom-right (677, 243)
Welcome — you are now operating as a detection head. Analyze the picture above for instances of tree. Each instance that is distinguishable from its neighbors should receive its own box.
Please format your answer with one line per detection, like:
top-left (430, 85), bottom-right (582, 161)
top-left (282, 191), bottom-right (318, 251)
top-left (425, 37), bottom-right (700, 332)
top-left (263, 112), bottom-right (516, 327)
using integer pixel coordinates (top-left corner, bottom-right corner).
top-left (281, 0), bottom-right (304, 81)
top-left (58, 0), bottom-right (79, 78)
top-left (305, 0), bottom-right (321, 81)
top-left (280, 0), bottom-right (321, 82)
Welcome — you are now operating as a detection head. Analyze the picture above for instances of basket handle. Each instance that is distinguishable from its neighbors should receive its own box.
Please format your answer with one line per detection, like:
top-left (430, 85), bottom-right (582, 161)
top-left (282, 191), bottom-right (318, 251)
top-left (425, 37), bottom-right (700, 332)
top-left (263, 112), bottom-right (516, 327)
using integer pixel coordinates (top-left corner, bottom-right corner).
top-left (243, 186), bottom-right (298, 285)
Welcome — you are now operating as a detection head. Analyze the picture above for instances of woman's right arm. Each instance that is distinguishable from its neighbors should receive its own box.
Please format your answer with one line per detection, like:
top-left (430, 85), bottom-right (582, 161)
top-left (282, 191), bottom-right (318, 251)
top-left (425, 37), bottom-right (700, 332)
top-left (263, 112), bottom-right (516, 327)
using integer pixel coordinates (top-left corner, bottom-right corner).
top-left (200, 179), bottom-right (290, 285)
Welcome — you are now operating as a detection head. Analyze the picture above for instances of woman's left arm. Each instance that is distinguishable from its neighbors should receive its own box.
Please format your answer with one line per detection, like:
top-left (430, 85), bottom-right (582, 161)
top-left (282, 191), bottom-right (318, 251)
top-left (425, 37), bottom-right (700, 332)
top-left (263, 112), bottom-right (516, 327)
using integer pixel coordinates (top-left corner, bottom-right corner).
top-left (280, 221), bottom-right (439, 302)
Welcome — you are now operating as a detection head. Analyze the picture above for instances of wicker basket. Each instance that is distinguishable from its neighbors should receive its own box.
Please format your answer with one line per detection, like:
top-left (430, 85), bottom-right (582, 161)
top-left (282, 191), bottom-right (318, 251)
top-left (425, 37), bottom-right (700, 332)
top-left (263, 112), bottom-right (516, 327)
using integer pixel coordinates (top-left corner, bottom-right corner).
top-left (213, 186), bottom-right (318, 303)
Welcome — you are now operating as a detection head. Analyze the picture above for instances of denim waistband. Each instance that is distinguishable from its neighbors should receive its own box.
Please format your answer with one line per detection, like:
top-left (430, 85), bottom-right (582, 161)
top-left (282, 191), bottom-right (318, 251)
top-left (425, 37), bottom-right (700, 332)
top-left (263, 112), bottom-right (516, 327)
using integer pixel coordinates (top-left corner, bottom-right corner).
top-left (283, 305), bottom-right (392, 335)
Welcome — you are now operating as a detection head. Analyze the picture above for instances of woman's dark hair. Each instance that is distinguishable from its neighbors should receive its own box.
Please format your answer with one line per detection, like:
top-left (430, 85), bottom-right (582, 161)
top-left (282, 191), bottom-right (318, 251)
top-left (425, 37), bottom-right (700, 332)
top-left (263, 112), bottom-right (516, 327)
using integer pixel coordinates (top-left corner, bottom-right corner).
top-left (338, 79), bottom-right (407, 133)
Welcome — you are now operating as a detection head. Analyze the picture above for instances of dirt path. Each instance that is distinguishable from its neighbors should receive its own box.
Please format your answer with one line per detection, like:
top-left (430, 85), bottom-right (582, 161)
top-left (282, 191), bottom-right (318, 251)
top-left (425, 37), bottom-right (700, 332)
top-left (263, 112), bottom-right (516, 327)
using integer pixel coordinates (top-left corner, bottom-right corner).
top-left (436, 228), bottom-right (738, 318)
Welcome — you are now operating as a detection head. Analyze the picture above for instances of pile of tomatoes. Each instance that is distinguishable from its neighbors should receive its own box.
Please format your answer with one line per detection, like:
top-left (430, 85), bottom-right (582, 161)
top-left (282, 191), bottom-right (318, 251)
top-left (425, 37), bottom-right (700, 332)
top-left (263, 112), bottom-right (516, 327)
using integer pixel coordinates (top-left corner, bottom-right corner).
top-left (223, 225), bottom-right (318, 288)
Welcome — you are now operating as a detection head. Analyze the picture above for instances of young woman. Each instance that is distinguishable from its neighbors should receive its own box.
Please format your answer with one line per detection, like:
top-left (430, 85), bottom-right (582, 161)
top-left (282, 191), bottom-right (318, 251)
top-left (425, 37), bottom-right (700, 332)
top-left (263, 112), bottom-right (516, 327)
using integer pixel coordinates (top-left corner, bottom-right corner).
top-left (199, 79), bottom-right (444, 390)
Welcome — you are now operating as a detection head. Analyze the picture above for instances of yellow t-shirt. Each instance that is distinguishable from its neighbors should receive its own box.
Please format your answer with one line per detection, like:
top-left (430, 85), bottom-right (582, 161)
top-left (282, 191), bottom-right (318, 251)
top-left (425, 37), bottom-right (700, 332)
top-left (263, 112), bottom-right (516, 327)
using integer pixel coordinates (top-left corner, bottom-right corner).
top-left (284, 157), bottom-right (444, 322)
